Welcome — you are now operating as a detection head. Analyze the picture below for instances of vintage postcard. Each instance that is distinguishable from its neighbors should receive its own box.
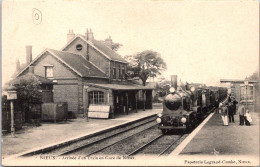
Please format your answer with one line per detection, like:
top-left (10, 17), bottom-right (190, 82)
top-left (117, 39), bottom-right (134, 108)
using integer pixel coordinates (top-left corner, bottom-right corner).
top-left (1, 0), bottom-right (259, 166)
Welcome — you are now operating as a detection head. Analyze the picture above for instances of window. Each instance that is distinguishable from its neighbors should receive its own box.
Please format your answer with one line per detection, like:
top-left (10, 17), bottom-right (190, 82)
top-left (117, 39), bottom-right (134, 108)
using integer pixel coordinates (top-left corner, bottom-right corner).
top-left (45, 66), bottom-right (53, 78)
top-left (122, 68), bottom-right (125, 79)
top-left (113, 67), bottom-right (116, 79)
top-left (76, 44), bottom-right (83, 51)
top-left (118, 67), bottom-right (121, 79)
top-left (89, 91), bottom-right (104, 104)
top-left (240, 85), bottom-right (254, 100)
top-left (138, 90), bottom-right (143, 100)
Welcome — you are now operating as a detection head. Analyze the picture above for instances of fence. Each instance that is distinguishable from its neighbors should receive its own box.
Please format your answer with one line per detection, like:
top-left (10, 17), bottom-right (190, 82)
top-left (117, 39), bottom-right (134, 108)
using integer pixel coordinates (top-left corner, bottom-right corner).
top-left (2, 95), bottom-right (23, 133)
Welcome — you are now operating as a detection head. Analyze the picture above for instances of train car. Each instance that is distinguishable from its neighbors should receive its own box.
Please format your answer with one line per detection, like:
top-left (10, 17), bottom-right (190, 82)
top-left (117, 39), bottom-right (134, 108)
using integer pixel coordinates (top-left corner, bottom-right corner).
top-left (156, 83), bottom-right (227, 134)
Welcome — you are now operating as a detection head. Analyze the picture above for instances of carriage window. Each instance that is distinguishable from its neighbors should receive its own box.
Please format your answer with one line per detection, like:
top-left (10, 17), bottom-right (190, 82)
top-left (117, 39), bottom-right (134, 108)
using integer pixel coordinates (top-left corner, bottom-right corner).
top-left (89, 91), bottom-right (104, 104)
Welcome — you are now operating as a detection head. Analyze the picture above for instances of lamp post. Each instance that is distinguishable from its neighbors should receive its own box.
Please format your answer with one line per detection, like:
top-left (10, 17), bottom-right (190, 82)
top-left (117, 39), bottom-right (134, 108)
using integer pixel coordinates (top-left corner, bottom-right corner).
top-left (6, 85), bottom-right (17, 137)
top-left (244, 77), bottom-right (249, 110)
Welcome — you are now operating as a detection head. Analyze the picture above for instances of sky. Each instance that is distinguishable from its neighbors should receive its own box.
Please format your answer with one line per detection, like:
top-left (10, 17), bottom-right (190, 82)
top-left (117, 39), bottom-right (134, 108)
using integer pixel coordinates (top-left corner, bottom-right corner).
top-left (2, 0), bottom-right (259, 86)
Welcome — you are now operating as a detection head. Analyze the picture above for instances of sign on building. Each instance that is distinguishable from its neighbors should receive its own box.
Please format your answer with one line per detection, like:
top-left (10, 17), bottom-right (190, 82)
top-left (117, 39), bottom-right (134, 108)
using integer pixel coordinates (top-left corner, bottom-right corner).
top-left (88, 105), bottom-right (110, 119)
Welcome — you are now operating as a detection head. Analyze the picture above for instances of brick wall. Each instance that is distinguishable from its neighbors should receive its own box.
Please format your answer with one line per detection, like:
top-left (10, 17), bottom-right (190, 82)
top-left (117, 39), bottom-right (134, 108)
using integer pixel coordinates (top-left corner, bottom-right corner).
top-left (18, 43), bottom-right (129, 117)
top-left (88, 47), bottom-right (110, 75)
top-left (63, 38), bottom-right (87, 57)
top-left (63, 37), bottom-right (110, 76)
top-left (78, 78), bottom-right (84, 114)
top-left (25, 52), bottom-right (78, 78)
top-left (54, 83), bottom-right (78, 113)
top-left (21, 52), bottom-right (85, 115)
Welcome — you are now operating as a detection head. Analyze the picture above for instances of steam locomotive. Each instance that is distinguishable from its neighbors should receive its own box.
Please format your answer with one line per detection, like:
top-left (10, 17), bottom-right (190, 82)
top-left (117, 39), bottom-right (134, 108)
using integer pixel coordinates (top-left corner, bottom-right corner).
top-left (156, 81), bottom-right (227, 134)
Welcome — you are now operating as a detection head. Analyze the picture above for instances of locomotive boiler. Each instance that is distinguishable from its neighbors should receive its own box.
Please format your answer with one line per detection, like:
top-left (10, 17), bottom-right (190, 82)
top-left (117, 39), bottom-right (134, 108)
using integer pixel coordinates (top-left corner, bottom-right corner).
top-left (156, 75), bottom-right (227, 134)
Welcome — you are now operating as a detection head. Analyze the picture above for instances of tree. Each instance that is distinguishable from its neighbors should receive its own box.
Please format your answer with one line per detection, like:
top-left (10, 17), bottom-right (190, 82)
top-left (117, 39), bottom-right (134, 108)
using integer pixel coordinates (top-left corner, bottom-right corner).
top-left (15, 76), bottom-right (42, 121)
top-left (104, 36), bottom-right (122, 51)
top-left (248, 70), bottom-right (259, 80)
top-left (111, 42), bottom-right (122, 51)
top-left (126, 50), bottom-right (167, 86)
top-left (157, 76), bottom-right (171, 96)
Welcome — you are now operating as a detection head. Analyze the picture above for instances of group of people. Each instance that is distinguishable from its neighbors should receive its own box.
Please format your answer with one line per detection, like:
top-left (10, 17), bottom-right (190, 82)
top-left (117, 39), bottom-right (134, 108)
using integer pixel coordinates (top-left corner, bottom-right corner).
top-left (218, 96), bottom-right (251, 126)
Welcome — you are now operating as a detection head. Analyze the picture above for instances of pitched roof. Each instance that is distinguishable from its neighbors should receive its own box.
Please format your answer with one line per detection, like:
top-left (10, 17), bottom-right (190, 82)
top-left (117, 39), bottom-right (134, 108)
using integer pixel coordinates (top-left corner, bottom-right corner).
top-left (11, 73), bottom-right (53, 85)
top-left (16, 49), bottom-right (107, 78)
top-left (48, 49), bottom-right (107, 77)
top-left (66, 35), bottom-right (128, 64)
top-left (92, 39), bottom-right (128, 63)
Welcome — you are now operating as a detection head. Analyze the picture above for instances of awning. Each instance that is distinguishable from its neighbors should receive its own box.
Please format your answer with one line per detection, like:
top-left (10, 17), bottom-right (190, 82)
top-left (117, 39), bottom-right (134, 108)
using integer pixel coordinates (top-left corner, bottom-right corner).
top-left (86, 83), bottom-right (154, 90)
top-left (220, 79), bottom-right (259, 84)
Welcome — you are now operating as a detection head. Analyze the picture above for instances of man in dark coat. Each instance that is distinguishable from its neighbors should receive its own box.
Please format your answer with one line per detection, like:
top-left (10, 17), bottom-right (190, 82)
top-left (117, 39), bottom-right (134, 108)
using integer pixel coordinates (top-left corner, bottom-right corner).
top-left (232, 97), bottom-right (238, 115)
top-left (227, 102), bottom-right (235, 123)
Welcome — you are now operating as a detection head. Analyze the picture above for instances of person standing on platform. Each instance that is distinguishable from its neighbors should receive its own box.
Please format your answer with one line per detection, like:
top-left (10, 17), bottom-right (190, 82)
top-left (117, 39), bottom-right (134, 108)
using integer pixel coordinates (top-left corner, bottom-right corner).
top-left (220, 103), bottom-right (228, 126)
top-left (228, 102), bottom-right (235, 123)
top-left (238, 102), bottom-right (245, 125)
top-left (232, 97), bottom-right (238, 115)
top-left (228, 94), bottom-right (232, 103)
top-left (244, 109), bottom-right (251, 126)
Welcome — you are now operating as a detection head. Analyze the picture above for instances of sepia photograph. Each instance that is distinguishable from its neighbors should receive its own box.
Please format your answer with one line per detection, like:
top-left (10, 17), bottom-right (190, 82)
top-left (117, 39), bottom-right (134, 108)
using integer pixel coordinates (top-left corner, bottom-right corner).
top-left (1, 0), bottom-right (259, 166)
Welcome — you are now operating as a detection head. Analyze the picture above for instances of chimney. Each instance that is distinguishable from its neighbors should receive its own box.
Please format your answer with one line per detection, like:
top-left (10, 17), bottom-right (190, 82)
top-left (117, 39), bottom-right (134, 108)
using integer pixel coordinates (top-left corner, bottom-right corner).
top-left (28, 66), bottom-right (34, 74)
top-left (16, 59), bottom-right (20, 72)
top-left (26, 45), bottom-right (32, 65)
top-left (85, 28), bottom-right (89, 40)
top-left (105, 36), bottom-right (113, 49)
top-left (171, 75), bottom-right (177, 89)
top-left (67, 29), bottom-right (75, 43)
top-left (88, 29), bottom-right (94, 42)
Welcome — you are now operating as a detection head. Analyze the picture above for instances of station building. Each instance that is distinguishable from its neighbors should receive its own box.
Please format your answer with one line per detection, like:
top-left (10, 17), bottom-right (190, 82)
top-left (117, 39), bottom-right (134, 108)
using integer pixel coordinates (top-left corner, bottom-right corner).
top-left (15, 29), bottom-right (153, 118)
top-left (220, 79), bottom-right (260, 112)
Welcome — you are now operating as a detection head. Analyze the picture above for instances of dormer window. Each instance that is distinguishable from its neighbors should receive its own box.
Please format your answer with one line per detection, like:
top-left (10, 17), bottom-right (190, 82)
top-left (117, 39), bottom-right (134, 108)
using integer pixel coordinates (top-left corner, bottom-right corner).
top-left (44, 65), bottom-right (54, 78)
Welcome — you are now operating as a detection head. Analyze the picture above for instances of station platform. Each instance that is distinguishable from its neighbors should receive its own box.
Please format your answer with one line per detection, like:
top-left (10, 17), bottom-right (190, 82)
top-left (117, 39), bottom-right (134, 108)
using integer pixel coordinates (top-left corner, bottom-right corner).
top-left (2, 107), bottom-right (161, 158)
top-left (170, 110), bottom-right (259, 157)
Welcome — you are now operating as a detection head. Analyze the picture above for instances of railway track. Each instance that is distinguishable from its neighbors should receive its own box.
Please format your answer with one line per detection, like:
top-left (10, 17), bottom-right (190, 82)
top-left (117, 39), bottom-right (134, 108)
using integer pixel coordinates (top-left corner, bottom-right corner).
top-left (127, 134), bottom-right (188, 157)
top-left (22, 115), bottom-right (157, 157)
top-left (83, 109), bottom-right (217, 156)
top-left (22, 107), bottom-right (218, 157)
top-left (90, 128), bottom-right (188, 157)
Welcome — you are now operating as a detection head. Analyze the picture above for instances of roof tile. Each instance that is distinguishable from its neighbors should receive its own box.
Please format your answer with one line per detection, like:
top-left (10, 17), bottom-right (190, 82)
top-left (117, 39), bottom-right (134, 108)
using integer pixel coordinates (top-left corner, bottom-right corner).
top-left (49, 49), bottom-right (107, 77)
top-left (78, 34), bottom-right (128, 63)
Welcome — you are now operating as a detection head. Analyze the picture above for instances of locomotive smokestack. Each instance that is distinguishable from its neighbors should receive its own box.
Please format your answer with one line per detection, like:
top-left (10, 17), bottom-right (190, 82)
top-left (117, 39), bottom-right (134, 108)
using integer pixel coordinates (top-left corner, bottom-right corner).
top-left (171, 75), bottom-right (177, 89)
